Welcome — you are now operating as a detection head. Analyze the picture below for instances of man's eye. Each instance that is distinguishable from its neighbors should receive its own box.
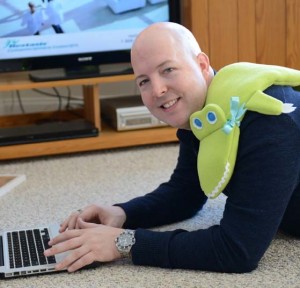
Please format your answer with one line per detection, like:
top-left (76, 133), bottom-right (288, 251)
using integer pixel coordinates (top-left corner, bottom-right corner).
top-left (164, 67), bottom-right (174, 73)
top-left (138, 79), bottom-right (149, 87)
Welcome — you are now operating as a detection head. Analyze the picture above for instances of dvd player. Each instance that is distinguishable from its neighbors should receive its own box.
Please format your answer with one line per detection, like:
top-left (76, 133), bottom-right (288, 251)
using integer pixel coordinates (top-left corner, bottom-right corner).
top-left (0, 119), bottom-right (98, 146)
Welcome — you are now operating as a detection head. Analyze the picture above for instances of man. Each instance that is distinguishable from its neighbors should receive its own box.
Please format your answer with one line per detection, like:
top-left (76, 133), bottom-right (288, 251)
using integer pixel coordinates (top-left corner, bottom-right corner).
top-left (21, 2), bottom-right (44, 35)
top-left (44, 22), bottom-right (300, 273)
top-left (45, 0), bottom-right (64, 34)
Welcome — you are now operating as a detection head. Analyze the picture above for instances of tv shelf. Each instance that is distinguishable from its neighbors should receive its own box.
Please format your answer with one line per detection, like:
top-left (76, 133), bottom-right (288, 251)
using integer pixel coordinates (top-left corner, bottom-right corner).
top-left (0, 72), bottom-right (178, 160)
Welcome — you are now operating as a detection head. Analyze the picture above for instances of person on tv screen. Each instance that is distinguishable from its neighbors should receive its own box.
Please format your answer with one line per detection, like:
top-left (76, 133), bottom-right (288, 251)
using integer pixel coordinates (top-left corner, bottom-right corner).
top-left (45, 0), bottom-right (64, 34)
top-left (21, 2), bottom-right (43, 35)
top-left (44, 22), bottom-right (300, 273)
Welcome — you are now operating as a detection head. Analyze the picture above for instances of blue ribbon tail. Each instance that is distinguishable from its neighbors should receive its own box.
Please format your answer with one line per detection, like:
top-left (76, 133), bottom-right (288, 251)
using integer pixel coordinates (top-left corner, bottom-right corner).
top-left (222, 97), bottom-right (247, 135)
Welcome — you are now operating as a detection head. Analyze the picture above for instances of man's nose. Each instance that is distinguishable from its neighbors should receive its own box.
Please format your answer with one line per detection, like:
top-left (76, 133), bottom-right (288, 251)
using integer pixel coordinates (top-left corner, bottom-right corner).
top-left (152, 79), bottom-right (167, 98)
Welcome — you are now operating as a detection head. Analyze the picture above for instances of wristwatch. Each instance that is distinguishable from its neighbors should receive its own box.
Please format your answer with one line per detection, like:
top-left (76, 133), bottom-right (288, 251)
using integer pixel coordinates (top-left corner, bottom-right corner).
top-left (115, 229), bottom-right (136, 258)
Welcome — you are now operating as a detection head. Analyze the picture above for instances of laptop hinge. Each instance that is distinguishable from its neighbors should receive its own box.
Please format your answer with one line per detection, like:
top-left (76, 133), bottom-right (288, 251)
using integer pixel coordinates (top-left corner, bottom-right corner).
top-left (0, 236), bottom-right (4, 266)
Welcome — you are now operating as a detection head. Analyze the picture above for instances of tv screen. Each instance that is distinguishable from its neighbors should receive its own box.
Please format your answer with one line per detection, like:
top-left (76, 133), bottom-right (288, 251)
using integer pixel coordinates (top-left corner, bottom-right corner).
top-left (0, 0), bottom-right (181, 81)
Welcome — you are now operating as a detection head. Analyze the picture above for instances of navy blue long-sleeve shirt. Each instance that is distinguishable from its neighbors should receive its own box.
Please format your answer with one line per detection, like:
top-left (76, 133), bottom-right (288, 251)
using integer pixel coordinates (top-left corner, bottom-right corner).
top-left (117, 85), bottom-right (300, 273)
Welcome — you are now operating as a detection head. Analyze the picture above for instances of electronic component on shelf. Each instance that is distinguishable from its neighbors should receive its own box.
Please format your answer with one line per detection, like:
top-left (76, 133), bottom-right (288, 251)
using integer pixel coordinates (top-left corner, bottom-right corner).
top-left (101, 95), bottom-right (167, 131)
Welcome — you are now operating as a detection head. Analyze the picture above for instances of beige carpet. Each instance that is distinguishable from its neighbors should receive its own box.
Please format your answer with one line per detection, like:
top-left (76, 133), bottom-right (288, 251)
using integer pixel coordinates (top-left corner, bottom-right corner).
top-left (1, 143), bottom-right (300, 288)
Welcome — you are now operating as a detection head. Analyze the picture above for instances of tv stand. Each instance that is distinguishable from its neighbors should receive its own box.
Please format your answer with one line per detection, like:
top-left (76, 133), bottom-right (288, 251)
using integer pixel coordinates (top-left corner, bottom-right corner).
top-left (29, 64), bottom-right (134, 82)
top-left (0, 71), bottom-right (177, 160)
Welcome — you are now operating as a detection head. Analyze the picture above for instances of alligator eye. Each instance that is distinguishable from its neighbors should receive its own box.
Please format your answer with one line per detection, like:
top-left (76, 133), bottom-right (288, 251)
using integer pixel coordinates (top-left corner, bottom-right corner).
top-left (193, 118), bottom-right (203, 129)
top-left (207, 111), bottom-right (217, 124)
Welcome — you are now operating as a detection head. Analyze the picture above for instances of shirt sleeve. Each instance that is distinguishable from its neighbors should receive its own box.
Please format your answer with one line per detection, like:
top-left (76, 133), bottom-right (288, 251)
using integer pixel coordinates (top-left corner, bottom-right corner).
top-left (116, 130), bottom-right (207, 229)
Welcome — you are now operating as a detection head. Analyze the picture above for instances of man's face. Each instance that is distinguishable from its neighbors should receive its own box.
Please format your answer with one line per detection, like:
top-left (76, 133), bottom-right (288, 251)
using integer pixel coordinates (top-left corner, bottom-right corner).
top-left (131, 33), bottom-right (209, 130)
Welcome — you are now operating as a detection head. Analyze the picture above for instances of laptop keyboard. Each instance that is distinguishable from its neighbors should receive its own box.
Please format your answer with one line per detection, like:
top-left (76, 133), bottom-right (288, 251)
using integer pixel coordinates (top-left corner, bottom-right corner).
top-left (7, 228), bottom-right (56, 269)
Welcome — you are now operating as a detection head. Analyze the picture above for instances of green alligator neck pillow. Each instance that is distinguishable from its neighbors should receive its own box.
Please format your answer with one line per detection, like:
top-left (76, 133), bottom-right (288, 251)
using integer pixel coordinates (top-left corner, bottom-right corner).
top-left (190, 62), bottom-right (300, 199)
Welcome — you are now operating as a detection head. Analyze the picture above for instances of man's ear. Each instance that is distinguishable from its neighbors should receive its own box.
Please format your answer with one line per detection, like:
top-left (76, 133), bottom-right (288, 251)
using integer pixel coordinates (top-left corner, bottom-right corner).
top-left (197, 52), bottom-right (212, 81)
top-left (197, 52), bottom-right (210, 71)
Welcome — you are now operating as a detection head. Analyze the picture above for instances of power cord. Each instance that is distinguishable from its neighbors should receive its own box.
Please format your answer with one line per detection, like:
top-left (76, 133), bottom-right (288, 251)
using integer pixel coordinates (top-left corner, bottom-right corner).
top-left (14, 87), bottom-right (84, 114)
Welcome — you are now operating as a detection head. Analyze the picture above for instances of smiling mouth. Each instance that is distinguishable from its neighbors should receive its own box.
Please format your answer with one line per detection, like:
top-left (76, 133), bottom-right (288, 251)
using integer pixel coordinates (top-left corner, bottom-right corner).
top-left (161, 98), bottom-right (180, 109)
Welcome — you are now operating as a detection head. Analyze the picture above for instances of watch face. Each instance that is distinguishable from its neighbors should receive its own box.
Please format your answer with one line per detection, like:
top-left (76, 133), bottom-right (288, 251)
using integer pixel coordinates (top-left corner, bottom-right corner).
top-left (119, 233), bottom-right (133, 248)
top-left (116, 230), bottom-right (136, 253)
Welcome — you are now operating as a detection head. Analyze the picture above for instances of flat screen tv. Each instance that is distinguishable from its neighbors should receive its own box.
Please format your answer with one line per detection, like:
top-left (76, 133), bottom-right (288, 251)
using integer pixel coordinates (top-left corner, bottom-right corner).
top-left (0, 0), bottom-right (181, 81)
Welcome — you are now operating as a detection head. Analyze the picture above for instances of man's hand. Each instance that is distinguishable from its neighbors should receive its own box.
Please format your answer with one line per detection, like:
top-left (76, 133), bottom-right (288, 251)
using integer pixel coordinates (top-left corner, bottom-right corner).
top-left (45, 219), bottom-right (124, 272)
top-left (59, 204), bottom-right (126, 232)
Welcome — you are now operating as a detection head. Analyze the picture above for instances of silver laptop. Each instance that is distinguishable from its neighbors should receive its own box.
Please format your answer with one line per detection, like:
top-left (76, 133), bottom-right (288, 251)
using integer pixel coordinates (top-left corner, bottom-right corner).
top-left (0, 224), bottom-right (68, 278)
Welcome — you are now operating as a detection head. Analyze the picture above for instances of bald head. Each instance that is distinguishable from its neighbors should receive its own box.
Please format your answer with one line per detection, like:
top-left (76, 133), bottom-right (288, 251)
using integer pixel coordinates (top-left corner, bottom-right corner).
top-left (131, 22), bottom-right (201, 66)
top-left (129, 22), bottom-right (213, 130)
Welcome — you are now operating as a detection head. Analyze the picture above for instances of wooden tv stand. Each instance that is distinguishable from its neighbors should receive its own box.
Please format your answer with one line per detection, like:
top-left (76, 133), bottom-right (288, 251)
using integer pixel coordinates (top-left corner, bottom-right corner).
top-left (0, 72), bottom-right (177, 160)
